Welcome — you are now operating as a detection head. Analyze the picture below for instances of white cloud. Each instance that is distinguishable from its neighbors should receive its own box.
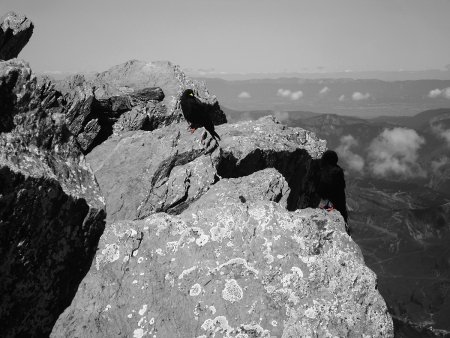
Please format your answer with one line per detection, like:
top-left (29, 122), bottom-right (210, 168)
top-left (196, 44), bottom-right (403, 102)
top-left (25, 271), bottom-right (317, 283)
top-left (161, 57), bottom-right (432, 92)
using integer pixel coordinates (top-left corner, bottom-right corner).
top-left (338, 95), bottom-right (345, 102)
top-left (336, 135), bottom-right (364, 172)
top-left (428, 88), bottom-right (443, 98)
top-left (277, 88), bottom-right (291, 97)
top-left (428, 87), bottom-right (450, 99)
top-left (352, 92), bottom-right (371, 101)
top-left (319, 86), bottom-right (329, 95)
top-left (277, 88), bottom-right (303, 100)
top-left (238, 91), bottom-right (251, 99)
top-left (290, 90), bottom-right (303, 100)
top-left (368, 127), bottom-right (426, 178)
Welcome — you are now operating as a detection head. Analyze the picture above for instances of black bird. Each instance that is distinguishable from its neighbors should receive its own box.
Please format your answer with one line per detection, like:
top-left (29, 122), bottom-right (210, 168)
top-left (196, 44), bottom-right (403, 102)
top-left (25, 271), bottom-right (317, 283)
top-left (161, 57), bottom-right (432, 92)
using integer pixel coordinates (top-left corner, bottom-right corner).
top-left (180, 89), bottom-right (221, 141)
top-left (316, 150), bottom-right (349, 231)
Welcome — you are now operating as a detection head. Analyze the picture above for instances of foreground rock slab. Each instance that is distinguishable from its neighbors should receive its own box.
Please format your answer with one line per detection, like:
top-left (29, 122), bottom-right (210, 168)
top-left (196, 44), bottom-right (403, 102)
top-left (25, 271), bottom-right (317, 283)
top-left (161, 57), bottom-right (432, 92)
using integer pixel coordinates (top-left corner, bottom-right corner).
top-left (52, 197), bottom-right (393, 337)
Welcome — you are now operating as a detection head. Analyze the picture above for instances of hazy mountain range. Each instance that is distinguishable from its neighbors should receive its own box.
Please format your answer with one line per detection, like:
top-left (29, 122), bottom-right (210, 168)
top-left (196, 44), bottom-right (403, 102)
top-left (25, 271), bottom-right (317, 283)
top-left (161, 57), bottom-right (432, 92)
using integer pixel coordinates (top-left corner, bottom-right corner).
top-left (189, 69), bottom-right (450, 81)
top-left (198, 77), bottom-right (450, 118)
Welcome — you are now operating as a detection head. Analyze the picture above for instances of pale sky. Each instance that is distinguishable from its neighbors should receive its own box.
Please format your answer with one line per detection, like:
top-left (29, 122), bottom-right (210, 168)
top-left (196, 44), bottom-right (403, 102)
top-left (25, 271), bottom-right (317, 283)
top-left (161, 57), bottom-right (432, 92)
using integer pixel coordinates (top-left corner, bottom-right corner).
top-left (2, 0), bottom-right (450, 74)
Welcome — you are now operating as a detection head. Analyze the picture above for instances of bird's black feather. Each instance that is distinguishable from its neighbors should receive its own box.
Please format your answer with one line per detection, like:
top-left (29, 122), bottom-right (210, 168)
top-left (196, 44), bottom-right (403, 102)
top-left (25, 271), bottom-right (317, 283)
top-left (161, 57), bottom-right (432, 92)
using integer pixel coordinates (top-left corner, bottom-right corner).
top-left (180, 89), bottom-right (221, 141)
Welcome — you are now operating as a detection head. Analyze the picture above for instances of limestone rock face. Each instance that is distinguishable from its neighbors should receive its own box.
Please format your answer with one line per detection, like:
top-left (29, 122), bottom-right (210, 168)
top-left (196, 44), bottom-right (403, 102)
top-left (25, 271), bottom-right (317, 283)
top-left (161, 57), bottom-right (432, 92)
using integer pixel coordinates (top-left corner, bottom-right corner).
top-left (0, 59), bottom-right (35, 132)
top-left (85, 116), bottom-right (326, 222)
top-left (64, 86), bottom-right (166, 154)
top-left (186, 168), bottom-right (291, 210)
top-left (54, 60), bottom-right (227, 130)
top-left (52, 182), bottom-right (393, 337)
top-left (0, 59), bottom-right (104, 206)
top-left (0, 59), bottom-right (105, 337)
top-left (0, 12), bottom-right (34, 60)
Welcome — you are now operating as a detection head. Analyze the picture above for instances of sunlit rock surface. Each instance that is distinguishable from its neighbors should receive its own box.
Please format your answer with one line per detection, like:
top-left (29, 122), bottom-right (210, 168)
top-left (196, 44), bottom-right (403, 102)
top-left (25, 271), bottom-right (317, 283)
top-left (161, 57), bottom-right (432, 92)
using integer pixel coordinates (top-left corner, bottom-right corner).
top-left (52, 186), bottom-right (393, 337)
top-left (85, 116), bottom-right (326, 222)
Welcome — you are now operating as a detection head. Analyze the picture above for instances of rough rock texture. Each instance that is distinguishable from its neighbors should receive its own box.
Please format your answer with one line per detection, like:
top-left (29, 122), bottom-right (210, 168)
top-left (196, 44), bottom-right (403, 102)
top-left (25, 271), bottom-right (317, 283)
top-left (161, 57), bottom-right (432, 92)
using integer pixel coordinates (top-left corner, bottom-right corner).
top-left (214, 117), bottom-right (325, 210)
top-left (186, 168), bottom-right (291, 210)
top-left (0, 59), bottom-right (105, 337)
top-left (0, 60), bottom-right (104, 206)
top-left (0, 59), bottom-right (35, 132)
top-left (0, 11), bottom-right (34, 60)
top-left (54, 60), bottom-right (227, 130)
top-left (86, 116), bottom-right (326, 222)
top-left (63, 85), bottom-right (166, 154)
top-left (52, 182), bottom-right (393, 337)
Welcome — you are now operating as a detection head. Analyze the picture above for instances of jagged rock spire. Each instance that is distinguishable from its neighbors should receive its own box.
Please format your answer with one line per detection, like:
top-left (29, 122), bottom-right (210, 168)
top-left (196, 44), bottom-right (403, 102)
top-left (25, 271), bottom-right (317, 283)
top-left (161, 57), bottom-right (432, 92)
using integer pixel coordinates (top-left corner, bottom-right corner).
top-left (0, 11), bottom-right (34, 60)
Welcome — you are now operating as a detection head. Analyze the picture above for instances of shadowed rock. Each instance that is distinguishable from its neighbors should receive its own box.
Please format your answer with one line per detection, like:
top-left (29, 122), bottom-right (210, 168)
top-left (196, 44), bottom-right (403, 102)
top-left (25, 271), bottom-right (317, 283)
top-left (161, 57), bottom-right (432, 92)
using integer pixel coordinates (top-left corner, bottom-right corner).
top-left (0, 59), bottom-right (35, 132)
top-left (63, 87), bottom-right (166, 153)
top-left (0, 59), bottom-right (105, 337)
top-left (0, 167), bottom-right (104, 337)
top-left (0, 12), bottom-right (34, 60)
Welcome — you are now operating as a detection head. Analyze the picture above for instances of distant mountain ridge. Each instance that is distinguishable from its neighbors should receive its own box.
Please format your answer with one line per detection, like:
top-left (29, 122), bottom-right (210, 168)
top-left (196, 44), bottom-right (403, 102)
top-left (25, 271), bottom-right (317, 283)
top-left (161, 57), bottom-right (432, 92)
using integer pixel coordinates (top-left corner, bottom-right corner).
top-left (198, 77), bottom-right (450, 117)
top-left (187, 69), bottom-right (450, 81)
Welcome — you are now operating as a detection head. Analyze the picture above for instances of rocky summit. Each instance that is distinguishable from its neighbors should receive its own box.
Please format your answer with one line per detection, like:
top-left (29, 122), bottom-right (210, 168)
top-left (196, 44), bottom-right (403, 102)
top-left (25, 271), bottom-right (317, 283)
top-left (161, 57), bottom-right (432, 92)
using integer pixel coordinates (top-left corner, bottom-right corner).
top-left (0, 11), bottom-right (34, 61)
top-left (0, 11), bottom-right (393, 338)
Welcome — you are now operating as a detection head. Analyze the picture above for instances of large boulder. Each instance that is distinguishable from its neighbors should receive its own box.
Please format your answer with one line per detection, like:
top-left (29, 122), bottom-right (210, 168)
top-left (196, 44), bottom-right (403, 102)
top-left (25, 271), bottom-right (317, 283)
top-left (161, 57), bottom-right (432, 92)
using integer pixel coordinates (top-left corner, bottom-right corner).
top-left (54, 60), bottom-right (227, 131)
top-left (0, 11), bottom-right (34, 60)
top-left (85, 116), bottom-right (326, 222)
top-left (0, 59), bottom-right (105, 337)
top-left (62, 83), bottom-right (167, 154)
top-left (51, 170), bottom-right (393, 337)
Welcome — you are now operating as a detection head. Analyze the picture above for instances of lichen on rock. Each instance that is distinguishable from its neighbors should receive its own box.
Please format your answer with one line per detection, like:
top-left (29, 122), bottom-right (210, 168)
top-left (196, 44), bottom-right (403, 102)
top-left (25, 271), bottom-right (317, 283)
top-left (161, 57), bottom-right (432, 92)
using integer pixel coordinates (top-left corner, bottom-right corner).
top-left (51, 194), bottom-right (393, 337)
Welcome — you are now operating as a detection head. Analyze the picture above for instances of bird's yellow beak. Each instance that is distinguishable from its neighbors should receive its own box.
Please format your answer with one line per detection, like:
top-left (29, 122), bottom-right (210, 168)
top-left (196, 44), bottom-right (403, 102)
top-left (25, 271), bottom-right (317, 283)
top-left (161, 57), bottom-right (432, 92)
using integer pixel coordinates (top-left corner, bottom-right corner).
top-left (189, 93), bottom-right (193, 96)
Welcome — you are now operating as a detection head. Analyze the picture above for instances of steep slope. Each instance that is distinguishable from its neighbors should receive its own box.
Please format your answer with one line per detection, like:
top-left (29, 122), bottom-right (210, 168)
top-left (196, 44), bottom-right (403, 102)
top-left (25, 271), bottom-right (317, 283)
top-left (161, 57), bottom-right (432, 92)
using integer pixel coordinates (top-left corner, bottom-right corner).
top-left (0, 59), bottom-right (105, 337)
